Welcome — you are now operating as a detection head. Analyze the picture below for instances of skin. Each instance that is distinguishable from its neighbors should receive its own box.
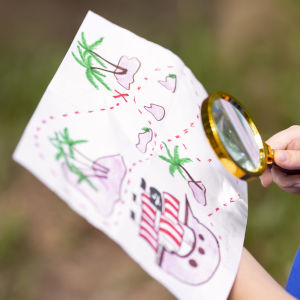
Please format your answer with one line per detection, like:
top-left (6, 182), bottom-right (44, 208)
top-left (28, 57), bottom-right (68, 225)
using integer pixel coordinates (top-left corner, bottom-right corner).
top-left (260, 125), bottom-right (300, 194)
top-left (229, 248), bottom-right (297, 300)
top-left (230, 126), bottom-right (300, 299)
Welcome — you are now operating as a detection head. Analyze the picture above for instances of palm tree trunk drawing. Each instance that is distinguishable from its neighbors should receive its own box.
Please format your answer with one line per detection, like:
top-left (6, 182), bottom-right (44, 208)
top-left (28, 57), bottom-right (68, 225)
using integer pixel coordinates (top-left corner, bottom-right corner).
top-left (72, 32), bottom-right (141, 91)
top-left (178, 164), bottom-right (195, 182)
top-left (49, 128), bottom-right (110, 190)
top-left (89, 51), bottom-right (127, 75)
top-left (73, 147), bottom-right (109, 175)
top-left (159, 142), bottom-right (207, 206)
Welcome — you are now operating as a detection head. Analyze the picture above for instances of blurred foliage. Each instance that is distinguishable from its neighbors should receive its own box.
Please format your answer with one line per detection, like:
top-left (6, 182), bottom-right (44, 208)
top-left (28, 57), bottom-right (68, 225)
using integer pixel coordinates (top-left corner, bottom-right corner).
top-left (0, 212), bottom-right (37, 300)
top-left (0, 213), bottom-right (28, 266)
top-left (0, 0), bottom-right (299, 298)
top-left (0, 38), bottom-right (64, 188)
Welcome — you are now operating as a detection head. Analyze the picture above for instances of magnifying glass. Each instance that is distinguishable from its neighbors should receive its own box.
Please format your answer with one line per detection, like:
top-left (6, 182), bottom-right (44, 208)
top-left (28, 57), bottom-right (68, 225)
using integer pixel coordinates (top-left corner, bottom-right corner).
top-left (201, 91), bottom-right (274, 181)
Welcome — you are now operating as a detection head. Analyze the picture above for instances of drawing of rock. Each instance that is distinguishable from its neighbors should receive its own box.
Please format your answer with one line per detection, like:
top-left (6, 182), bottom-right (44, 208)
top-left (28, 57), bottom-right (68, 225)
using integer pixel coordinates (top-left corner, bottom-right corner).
top-left (62, 154), bottom-right (126, 217)
top-left (144, 104), bottom-right (165, 121)
top-left (158, 74), bottom-right (176, 93)
top-left (188, 181), bottom-right (207, 206)
top-left (136, 128), bottom-right (153, 153)
top-left (159, 199), bottom-right (220, 285)
top-left (114, 56), bottom-right (141, 90)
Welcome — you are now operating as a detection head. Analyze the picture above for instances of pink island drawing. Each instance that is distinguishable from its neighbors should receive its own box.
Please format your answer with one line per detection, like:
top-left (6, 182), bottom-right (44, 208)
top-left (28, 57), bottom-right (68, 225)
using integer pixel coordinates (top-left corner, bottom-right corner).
top-left (136, 127), bottom-right (153, 153)
top-left (159, 74), bottom-right (177, 93)
top-left (72, 32), bottom-right (141, 91)
top-left (50, 128), bottom-right (126, 217)
top-left (144, 104), bottom-right (165, 121)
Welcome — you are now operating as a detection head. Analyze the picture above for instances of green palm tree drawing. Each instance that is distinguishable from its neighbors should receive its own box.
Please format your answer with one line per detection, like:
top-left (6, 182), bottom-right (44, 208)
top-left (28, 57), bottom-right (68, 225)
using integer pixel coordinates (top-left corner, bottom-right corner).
top-left (72, 32), bottom-right (111, 91)
top-left (159, 142), bottom-right (196, 182)
top-left (72, 32), bottom-right (127, 91)
top-left (159, 142), bottom-right (207, 206)
top-left (58, 128), bottom-right (87, 158)
top-left (49, 128), bottom-right (97, 191)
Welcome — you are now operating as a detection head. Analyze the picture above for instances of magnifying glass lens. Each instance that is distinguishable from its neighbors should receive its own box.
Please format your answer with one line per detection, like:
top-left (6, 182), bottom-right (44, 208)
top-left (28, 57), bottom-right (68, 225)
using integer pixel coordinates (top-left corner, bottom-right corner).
top-left (212, 99), bottom-right (260, 172)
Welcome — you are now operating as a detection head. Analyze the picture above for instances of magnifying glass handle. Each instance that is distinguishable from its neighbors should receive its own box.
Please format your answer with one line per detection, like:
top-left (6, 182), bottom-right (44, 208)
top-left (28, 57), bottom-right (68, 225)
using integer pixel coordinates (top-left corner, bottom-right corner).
top-left (265, 144), bottom-right (300, 175)
top-left (265, 143), bottom-right (275, 165)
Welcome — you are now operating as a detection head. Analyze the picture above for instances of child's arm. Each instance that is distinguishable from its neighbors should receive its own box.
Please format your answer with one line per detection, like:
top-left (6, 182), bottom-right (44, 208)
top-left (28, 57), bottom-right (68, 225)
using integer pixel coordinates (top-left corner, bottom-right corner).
top-left (229, 248), bottom-right (297, 300)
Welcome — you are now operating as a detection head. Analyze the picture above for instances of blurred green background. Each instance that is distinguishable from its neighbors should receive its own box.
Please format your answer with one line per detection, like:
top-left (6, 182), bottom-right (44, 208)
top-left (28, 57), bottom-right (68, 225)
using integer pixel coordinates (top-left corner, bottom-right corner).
top-left (0, 0), bottom-right (299, 299)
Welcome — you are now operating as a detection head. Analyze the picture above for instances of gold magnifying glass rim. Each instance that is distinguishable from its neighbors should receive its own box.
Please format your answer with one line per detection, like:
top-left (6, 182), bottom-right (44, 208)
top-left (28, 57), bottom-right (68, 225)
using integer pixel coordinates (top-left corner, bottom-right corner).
top-left (201, 91), bottom-right (270, 181)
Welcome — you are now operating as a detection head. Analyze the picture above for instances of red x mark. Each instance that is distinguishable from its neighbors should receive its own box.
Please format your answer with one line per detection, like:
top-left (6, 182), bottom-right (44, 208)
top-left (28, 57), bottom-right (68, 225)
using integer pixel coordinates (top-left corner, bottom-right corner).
top-left (113, 90), bottom-right (129, 102)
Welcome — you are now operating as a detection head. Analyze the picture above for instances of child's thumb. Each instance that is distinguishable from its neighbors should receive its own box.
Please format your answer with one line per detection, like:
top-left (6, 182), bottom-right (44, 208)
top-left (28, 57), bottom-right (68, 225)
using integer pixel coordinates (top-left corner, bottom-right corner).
top-left (275, 150), bottom-right (300, 170)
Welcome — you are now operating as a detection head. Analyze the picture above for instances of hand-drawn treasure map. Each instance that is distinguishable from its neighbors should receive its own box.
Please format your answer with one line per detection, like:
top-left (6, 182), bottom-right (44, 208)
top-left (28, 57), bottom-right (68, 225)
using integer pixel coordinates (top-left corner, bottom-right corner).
top-left (13, 11), bottom-right (248, 300)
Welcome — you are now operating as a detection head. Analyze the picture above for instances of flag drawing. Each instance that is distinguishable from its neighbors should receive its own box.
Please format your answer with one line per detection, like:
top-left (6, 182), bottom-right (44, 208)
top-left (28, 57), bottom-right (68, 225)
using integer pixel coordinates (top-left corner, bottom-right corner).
top-left (139, 193), bottom-right (158, 251)
top-left (139, 191), bottom-right (183, 253)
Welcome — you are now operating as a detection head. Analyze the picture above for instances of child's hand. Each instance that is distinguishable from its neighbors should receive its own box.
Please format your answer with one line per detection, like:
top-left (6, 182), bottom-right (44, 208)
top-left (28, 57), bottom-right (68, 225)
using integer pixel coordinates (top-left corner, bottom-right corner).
top-left (260, 125), bottom-right (300, 194)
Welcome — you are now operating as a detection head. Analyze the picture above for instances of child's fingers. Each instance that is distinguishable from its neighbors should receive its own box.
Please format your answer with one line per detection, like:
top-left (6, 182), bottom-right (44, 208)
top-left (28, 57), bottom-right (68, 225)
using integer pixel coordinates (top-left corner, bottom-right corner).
top-left (271, 166), bottom-right (300, 194)
top-left (274, 150), bottom-right (300, 170)
top-left (259, 167), bottom-right (273, 187)
top-left (260, 126), bottom-right (300, 191)
top-left (266, 125), bottom-right (300, 150)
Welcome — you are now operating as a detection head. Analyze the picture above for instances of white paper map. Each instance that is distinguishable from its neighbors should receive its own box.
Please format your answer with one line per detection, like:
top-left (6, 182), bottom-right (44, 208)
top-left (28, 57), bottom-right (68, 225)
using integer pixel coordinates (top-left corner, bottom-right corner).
top-left (13, 11), bottom-right (248, 300)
